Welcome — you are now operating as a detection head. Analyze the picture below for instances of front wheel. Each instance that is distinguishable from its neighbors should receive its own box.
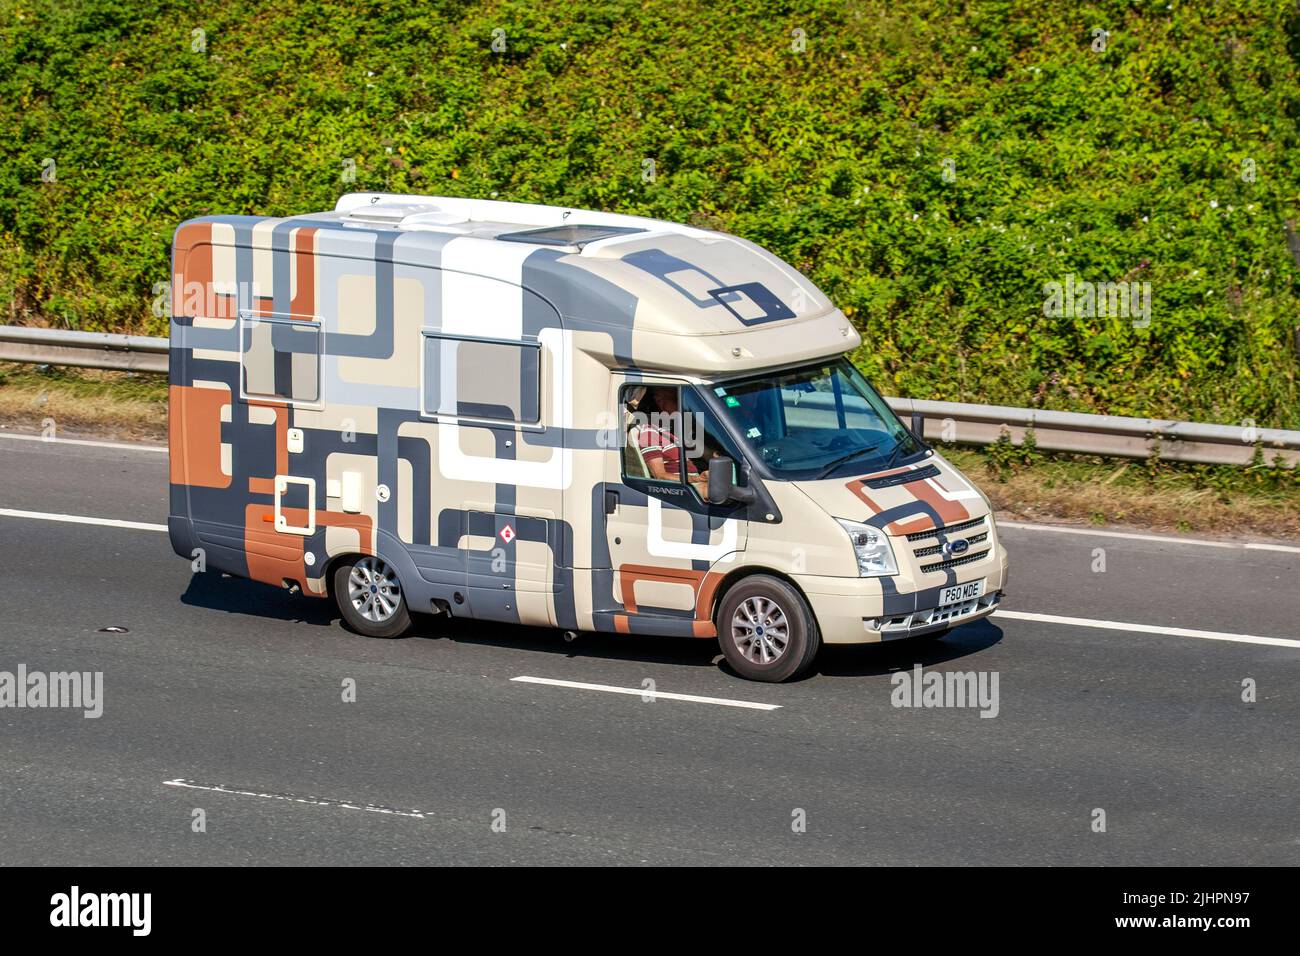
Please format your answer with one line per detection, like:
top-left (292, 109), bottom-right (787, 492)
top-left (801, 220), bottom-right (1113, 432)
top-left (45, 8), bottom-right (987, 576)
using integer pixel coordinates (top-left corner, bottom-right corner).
top-left (717, 575), bottom-right (821, 682)
top-left (333, 555), bottom-right (412, 639)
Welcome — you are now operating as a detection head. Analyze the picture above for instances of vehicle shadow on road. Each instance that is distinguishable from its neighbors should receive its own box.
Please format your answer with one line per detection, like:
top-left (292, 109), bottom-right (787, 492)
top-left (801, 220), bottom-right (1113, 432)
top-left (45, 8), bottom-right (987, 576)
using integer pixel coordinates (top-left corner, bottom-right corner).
top-left (176, 573), bottom-right (1003, 681)
top-left (421, 616), bottom-right (1004, 682)
top-left (179, 573), bottom-right (338, 627)
top-left (426, 617), bottom-right (724, 670)
top-left (812, 620), bottom-right (1005, 679)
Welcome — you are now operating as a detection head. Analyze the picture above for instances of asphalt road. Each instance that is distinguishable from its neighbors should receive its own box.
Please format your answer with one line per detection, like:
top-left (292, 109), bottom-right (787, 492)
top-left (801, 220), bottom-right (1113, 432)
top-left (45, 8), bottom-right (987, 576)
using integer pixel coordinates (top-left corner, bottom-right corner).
top-left (1, 433), bottom-right (1297, 865)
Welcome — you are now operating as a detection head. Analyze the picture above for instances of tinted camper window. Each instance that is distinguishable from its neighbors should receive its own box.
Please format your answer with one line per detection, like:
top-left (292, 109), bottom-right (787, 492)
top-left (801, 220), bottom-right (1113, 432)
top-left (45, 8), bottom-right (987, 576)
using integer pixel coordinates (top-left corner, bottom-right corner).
top-left (422, 333), bottom-right (540, 424)
top-left (241, 315), bottom-right (321, 403)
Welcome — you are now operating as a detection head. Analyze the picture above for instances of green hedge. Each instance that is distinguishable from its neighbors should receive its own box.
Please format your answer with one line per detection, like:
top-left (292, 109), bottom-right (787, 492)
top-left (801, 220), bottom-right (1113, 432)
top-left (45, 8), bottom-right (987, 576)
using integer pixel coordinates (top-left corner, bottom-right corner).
top-left (2, 0), bottom-right (1298, 426)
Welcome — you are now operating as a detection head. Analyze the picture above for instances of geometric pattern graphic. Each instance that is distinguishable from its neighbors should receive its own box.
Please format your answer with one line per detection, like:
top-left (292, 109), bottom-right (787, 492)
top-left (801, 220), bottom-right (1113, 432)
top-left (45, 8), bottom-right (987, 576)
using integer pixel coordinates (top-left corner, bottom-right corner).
top-left (168, 193), bottom-right (1005, 644)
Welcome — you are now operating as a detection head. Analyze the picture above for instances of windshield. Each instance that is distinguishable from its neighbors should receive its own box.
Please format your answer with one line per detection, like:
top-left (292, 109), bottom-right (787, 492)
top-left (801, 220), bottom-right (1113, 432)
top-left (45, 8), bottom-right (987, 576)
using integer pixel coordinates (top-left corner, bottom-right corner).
top-left (708, 358), bottom-right (927, 480)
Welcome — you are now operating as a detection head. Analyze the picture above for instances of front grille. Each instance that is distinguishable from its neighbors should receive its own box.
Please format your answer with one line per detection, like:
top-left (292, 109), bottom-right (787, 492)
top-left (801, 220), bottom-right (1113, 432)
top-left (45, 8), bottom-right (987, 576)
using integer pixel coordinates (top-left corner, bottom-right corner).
top-left (905, 515), bottom-right (987, 542)
top-left (867, 589), bottom-right (1002, 636)
top-left (919, 549), bottom-right (992, 574)
top-left (912, 530), bottom-right (988, 559)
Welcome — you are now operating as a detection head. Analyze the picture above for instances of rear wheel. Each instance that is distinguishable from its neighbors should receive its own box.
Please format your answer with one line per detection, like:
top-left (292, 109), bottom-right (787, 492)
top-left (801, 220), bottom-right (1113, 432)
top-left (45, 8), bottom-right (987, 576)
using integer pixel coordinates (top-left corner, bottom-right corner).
top-left (717, 575), bottom-right (821, 682)
top-left (333, 555), bottom-right (411, 639)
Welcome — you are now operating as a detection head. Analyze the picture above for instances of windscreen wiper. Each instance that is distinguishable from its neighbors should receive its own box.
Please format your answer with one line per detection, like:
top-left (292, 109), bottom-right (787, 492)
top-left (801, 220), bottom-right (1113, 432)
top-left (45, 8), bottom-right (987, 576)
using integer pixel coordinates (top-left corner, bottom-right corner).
top-left (877, 433), bottom-right (921, 474)
top-left (814, 444), bottom-right (879, 480)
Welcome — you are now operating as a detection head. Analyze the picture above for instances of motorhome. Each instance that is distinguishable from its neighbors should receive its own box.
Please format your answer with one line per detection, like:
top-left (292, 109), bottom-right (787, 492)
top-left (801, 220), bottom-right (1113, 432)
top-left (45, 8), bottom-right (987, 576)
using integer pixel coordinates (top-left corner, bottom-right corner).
top-left (167, 193), bottom-right (1008, 681)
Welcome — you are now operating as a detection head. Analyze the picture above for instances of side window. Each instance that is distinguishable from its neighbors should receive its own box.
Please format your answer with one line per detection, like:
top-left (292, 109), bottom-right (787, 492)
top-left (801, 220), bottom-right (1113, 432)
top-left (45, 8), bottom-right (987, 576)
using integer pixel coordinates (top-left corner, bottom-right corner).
top-left (682, 388), bottom-right (747, 498)
top-left (621, 384), bottom-right (690, 486)
top-left (422, 333), bottom-right (541, 424)
top-left (241, 314), bottom-right (321, 403)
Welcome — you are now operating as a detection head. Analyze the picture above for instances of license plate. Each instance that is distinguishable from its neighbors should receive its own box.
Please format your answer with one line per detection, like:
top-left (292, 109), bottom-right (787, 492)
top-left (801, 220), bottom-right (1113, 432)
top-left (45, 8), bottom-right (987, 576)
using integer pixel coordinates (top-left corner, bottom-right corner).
top-left (938, 580), bottom-right (984, 605)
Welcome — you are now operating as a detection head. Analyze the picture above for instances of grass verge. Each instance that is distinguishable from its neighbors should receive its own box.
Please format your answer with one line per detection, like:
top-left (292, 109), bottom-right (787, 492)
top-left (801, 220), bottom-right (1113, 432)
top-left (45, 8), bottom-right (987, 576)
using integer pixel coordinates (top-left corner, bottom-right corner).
top-left (0, 363), bottom-right (168, 442)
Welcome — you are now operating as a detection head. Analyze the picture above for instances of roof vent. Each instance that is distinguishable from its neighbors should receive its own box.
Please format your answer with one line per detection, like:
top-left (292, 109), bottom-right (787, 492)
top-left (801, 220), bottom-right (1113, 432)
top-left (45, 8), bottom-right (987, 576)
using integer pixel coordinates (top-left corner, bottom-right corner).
top-left (401, 209), bottom-right (469, 228)
top-left (497, 224), bottom-right (646, 249)
top-left (345, 202), bottom-right (440, 224)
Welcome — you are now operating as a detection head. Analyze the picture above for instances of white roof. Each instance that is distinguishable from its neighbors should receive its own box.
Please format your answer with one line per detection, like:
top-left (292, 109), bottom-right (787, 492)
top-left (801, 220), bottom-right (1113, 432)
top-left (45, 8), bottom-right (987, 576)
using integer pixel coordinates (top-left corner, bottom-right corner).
top-left (333, 192), bottom-right (716, 246)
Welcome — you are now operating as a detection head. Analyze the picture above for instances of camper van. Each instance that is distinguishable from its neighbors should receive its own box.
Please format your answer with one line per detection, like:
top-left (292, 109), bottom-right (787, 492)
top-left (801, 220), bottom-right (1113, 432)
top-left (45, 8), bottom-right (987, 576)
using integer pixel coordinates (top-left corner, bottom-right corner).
top-left (167, 193), bottom-right (1008, 681)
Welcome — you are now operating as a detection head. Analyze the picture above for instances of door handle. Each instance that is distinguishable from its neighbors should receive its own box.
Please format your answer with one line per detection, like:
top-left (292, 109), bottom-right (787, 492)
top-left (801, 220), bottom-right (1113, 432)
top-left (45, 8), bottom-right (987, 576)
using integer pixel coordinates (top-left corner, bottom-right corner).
top-left (604, 488), bottom-right (620, 514)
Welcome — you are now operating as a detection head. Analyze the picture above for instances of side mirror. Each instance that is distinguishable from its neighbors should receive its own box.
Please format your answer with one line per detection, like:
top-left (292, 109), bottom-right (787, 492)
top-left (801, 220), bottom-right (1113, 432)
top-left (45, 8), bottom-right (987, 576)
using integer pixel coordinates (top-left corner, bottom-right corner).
top-left (707, 457), bottom-right (756, 506)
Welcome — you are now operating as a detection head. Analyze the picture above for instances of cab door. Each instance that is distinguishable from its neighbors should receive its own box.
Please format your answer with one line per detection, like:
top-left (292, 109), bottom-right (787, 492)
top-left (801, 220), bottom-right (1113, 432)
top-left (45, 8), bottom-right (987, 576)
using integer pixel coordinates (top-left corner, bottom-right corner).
top-left (598, 379), bottom-right (747, 632)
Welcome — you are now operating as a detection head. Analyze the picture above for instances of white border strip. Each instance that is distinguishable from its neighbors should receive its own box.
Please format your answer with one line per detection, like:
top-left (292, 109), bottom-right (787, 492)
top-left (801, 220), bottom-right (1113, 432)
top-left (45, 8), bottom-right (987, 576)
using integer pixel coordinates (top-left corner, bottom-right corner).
top-left (994, 609), bottom-right (1300, 648)
top-left (646, 496), bottom-right (738, 561)
top-left (0, 431), bottom-right (167, 453)
top-left (512, 675), bottom-right (781, 710)
top-left (0, 508), bottom-right (167, 533)
top-left (998, 520), bottom-right (1300, 554)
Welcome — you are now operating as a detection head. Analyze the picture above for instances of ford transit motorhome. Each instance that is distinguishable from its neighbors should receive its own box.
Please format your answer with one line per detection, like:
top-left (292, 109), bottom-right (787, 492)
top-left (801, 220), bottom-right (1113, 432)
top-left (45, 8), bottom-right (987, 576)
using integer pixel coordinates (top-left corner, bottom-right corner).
top-left (168, 193), bottom-right (1008, 681)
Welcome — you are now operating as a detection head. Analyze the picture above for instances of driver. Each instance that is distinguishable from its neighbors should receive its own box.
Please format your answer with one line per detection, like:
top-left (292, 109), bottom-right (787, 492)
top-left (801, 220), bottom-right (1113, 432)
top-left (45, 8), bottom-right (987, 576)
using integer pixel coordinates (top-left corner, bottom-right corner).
top-left (636, 387), bottom-right (709, 493)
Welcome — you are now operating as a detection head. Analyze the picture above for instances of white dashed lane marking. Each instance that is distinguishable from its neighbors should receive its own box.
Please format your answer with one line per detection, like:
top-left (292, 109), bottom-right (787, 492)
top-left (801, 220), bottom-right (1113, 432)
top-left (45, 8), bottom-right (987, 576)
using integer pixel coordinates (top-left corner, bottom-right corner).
top-left (511, 676), bottom-right (782, 710)
top-left (0, 508), bottom-right (167, 533)
top-left (162, 779), bottom-right (433, 819)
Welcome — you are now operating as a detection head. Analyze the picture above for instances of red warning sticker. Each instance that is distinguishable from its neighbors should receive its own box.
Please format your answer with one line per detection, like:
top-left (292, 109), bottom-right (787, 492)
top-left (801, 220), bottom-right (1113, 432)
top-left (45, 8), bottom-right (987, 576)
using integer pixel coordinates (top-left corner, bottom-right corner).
top-left (499, 524), bottom-right (516, 544)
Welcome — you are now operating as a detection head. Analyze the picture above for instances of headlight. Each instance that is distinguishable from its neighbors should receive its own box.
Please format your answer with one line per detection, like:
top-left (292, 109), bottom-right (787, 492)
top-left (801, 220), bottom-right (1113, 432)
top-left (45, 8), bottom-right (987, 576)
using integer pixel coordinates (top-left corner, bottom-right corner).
top-left (835, 518), bottom-right (898, 577)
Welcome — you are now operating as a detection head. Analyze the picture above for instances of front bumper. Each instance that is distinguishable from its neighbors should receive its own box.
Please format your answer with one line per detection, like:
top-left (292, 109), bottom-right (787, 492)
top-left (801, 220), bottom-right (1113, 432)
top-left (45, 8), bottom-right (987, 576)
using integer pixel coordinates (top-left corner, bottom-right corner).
top-left (866, 588), bottom-right (1003, 640)
top-left (793, 547), bottom-right (1009, 645)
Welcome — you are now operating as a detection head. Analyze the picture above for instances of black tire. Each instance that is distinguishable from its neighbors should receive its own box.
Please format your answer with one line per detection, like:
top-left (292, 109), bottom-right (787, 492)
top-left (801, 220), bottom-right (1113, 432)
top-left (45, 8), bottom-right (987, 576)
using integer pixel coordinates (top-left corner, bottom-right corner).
top-left (333, 555), bottom-right (412, 639)
top-left (716, 575), bottom-right (821, 682)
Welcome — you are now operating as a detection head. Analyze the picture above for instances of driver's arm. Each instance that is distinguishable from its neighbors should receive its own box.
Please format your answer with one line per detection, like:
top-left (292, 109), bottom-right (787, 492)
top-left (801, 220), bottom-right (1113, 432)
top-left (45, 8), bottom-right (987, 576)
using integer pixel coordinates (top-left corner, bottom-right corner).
top-left (647, 457), bottom-right (677, 482)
